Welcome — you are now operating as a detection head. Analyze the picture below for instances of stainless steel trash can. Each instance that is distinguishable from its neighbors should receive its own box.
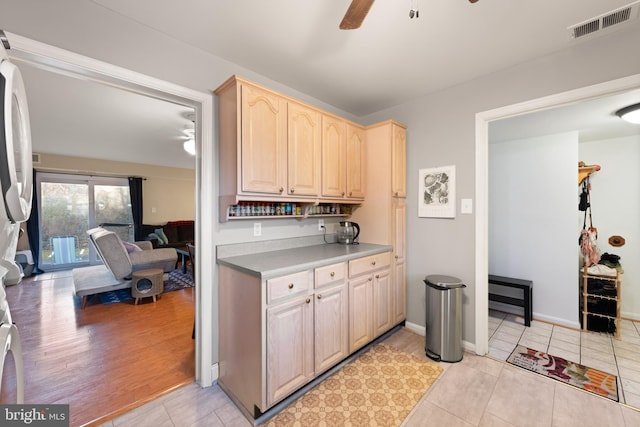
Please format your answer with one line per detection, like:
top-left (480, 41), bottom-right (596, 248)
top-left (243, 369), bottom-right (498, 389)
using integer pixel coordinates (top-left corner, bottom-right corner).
top-left (424, 275), bottom-right (466, 362)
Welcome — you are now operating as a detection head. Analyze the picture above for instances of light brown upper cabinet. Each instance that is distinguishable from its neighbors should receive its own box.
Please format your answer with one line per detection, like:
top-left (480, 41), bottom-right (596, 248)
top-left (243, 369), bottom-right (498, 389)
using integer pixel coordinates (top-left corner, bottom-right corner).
top-left (346, 123), bottom-right (366, 199)
top-left (240, 83), bottom-right (287, 195)
top-left (391, 123), bottom-right (407, 197)
top-left (215, 76), bottom-right (365, 219)
top-left (288, 101), bottom-right (322, 197)
top-left (321, 115), bottom-right (346, 198)
top-left (321, 115), bottom-right (365, 200)
top-left (216, 77), bottom-right (287, 197)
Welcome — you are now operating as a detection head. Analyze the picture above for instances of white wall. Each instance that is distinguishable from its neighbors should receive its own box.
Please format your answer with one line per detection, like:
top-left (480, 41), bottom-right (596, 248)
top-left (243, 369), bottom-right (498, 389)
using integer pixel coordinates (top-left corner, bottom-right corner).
top-left (580, 135), bottom-right (640, 320)
top-left (488, 132), bottom-right (579, 327)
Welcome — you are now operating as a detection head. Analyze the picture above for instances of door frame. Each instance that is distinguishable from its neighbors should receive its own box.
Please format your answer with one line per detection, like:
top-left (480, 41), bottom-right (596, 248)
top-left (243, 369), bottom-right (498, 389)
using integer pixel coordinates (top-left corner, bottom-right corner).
top-left (7, 32), bottom-right (216, 386)
top-left (474, 73), bottom-right (640, 355)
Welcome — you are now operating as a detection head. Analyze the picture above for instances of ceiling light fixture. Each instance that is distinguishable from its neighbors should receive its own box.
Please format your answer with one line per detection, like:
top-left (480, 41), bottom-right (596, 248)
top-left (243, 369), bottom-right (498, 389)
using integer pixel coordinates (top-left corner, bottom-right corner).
top-left (183, 138), bottom-right (196, 156)
top-left (615, 102), bottom-right (640, 124)
top-left (183, 125), bottom-right (195, 137)
top-left (181, 121), bottom-right (196, 155)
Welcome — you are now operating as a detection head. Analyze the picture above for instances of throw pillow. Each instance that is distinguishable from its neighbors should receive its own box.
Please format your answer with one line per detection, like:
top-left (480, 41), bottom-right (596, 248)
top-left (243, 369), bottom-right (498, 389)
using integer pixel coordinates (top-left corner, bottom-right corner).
top-left (155, 228), bottom-right (169, 245)
top-left (123, 241), bottom-right (143, 253)
top-left (148, 232), bottom-right (164, 245)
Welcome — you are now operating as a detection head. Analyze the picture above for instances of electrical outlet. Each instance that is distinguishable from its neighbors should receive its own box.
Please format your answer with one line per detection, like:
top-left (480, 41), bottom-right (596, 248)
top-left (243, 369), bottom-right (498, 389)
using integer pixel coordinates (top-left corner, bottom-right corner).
top-left (318, 219), bottom-right (325, 231)
top-left (253, 222), bottom-right (262, 237)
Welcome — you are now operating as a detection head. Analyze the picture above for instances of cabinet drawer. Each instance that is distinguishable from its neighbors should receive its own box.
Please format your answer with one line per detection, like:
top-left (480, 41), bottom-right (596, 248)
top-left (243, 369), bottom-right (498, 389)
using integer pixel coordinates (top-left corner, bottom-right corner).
top-left (267, 271), bottom-right (311, 304)
top-left (315, 262), bottom-right (346, 289)
top-left (349, 252), bottom-right (391, 278)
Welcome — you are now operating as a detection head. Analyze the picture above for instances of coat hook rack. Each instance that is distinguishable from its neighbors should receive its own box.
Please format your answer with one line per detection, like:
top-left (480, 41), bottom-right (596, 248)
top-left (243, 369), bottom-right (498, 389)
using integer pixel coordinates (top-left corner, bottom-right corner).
top-left (578, 161), bottom-right (600, 185)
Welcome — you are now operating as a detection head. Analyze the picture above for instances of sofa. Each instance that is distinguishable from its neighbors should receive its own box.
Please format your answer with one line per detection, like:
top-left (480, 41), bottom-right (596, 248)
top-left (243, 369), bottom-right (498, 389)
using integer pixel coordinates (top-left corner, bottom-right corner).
top-left (141, 220), bottom-right (194, 250)
top-left (72, 227), bottom-right (178, 309)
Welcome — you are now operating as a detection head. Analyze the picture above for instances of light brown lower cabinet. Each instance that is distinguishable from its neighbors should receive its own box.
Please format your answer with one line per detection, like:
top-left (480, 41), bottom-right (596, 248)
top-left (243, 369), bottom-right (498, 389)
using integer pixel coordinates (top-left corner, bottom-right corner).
top-left (348, 252), bottom-right (392, 353)
top-left (266, 293), bottom-right (314, 407)
top-left (266, 263), bottom-right (348, 407)
top-left (218, 250), bottom-right (396, 418)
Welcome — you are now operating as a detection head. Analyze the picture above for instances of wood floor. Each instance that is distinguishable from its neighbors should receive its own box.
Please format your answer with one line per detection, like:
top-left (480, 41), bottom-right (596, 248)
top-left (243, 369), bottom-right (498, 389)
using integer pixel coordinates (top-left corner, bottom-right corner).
top-left (0, 269), bottom-right (195, 427)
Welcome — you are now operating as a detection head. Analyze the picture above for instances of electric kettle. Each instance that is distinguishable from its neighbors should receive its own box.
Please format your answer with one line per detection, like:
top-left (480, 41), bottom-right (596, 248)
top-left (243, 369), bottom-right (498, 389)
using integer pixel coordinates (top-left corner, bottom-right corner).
top-left (337, 221), bottom-right (360, 245)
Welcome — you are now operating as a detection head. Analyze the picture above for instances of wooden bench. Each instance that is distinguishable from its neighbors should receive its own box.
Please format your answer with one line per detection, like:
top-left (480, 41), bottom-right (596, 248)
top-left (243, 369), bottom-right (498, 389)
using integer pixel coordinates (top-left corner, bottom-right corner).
top-left (488, 274), bottom-right (533, 327)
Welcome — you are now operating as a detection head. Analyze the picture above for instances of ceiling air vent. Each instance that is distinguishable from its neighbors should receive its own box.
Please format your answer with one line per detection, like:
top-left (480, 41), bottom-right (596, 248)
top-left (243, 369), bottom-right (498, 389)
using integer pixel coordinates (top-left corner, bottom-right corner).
top-left (32, 153), bottom-right (41, 164)
top-left (568, 1), bottom-right (640, 39)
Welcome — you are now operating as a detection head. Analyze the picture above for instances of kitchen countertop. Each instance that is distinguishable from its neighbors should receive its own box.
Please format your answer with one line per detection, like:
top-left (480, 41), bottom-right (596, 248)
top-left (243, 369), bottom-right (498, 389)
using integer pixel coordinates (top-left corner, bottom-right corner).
top-left (217, 242), bottom-right (393, 279)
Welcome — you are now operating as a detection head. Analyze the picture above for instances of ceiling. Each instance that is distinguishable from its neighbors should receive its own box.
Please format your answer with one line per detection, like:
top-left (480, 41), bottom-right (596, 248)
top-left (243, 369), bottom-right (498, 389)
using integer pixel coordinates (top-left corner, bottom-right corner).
top-left (490, 88), bottom-right (640, 143)
top-left (17, 61), bottom-right (197, 169)
top-left (90, 0), bottom-right (640, 116)
top-left (10, 0), bottom-right (640, 167)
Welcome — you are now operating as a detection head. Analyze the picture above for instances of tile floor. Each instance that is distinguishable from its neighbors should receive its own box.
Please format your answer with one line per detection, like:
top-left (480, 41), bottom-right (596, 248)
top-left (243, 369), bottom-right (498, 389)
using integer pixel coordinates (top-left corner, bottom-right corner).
top-left (488, 310), bottom-right (640, 409)
top-left (99, 327), bottom-right (640, 427)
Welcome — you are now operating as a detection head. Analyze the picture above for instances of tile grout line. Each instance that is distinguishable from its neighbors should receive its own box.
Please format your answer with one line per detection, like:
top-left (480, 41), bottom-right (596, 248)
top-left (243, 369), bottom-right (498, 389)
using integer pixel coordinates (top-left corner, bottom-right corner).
top-left (611, 333), bottom-right (627, 405)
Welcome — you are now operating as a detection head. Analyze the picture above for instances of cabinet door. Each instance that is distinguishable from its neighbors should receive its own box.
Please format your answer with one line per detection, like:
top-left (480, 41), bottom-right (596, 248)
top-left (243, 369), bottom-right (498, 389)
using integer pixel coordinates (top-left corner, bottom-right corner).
top-left (349, 275), bottom-right (373, 353)
top-left (241, 83), bottom-right (287, 195)
top-left (321, 116), bottom-right (346, 198)
top-left (346, 123), bottom-right (365, 199)
top-left (288, 102), bottom-right (321, 196)
top-left (266, 295), bottom-right (314, 407)
top-left (392, 199), bottom-right (406, 323)
top-left (372, 268), bottom-right (392, 338)
top-left (392, 262), bottom-right (406, 324)
top-left (314, 284), bottom-right (348, 374)
top-left (391, 124), bottom-right (407, 197)
top-left (392, 199), bottom-right (406, 264)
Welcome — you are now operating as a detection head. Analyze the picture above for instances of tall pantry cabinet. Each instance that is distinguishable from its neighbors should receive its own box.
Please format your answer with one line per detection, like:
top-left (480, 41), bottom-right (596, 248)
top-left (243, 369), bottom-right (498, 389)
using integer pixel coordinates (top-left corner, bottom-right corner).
top-left (351, 120), bottom-right (407, 325)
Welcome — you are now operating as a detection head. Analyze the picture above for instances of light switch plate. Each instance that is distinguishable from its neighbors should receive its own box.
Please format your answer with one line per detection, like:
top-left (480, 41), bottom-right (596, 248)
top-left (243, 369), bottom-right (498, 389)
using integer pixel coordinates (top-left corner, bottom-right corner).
top-left (253, 222), bottom-right (262, 236)
top-left (461, 199), bottom-right (473, 214)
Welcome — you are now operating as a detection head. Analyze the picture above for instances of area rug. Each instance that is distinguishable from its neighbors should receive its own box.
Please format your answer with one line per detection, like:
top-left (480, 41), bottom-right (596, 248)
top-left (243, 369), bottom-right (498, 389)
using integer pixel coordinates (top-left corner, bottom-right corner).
top-left (262, 343), bottom-right (443, 427)
top-left (100, 267), bottom-right (194, 305)
top-left (507, 345), bottom-right (618, 401)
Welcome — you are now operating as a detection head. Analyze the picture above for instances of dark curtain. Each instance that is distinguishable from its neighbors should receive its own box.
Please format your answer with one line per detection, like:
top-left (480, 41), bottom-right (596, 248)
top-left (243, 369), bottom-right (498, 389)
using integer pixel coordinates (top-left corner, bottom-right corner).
top-left (128, 177), bottom-right (144, 241)
top-left (26, 168), bottom-right (43, 274)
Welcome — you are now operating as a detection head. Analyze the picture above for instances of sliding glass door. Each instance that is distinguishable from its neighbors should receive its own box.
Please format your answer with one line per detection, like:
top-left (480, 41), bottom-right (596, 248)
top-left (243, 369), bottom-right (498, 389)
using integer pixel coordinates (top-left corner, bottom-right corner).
top-left (36, 173), bottom-right (133, 271)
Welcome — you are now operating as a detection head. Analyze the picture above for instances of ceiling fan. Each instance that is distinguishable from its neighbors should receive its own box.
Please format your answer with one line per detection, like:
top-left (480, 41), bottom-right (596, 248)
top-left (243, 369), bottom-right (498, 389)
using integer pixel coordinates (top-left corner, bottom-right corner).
top-left (339, 0), bottom-right (479, 30)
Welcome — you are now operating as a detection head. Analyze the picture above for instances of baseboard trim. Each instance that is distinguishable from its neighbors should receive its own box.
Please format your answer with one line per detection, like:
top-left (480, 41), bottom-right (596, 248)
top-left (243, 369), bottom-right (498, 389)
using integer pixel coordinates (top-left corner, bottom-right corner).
top-left (211, 363), bottom-right (219, 383)
top-left (405, 321), bottom-right (425, 336)
top-left (405, 321), bottom-right (476, 355)
top-left (404, 322), bottom-right (476, 353)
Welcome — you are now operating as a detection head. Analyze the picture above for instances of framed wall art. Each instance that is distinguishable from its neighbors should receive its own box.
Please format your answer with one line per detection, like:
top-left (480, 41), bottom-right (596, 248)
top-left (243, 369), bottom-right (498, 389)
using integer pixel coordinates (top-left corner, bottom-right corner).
top-left (418, 165), bottom-right (456, 218)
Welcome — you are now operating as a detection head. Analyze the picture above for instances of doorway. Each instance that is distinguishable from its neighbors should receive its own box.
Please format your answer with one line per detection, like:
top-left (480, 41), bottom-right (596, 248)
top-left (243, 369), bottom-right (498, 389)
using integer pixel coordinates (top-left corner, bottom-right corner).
top-left (6, 32), bottom-right (215, 388)
top-left (475, 73), bottom-right (640, 356)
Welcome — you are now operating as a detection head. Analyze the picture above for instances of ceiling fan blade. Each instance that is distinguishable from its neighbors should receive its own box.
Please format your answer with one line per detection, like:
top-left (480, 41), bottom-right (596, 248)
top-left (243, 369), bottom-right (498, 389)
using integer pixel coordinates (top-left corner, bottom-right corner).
top-left (339, 0), bottom-right (375, 30)
top-left (469, 0), bottom-right (479, 3)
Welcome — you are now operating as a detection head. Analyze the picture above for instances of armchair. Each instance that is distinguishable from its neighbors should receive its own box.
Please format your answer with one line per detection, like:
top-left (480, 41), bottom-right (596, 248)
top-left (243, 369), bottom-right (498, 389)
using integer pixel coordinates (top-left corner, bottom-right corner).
top-left (72, 228), bottom-right (178, 309)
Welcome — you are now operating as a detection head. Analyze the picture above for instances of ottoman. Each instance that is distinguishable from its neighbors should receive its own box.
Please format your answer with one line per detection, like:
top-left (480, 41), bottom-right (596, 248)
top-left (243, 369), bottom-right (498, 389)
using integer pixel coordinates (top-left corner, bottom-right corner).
top-left (131, 268), bottom-right (164, 304)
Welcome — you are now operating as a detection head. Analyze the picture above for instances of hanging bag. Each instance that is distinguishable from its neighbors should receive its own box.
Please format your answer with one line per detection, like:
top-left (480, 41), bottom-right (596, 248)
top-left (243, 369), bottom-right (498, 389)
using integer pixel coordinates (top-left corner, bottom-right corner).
top-left (578, 181), bottom-right (589, 211)
top-left (579, 177), bottom-right (600, 266)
